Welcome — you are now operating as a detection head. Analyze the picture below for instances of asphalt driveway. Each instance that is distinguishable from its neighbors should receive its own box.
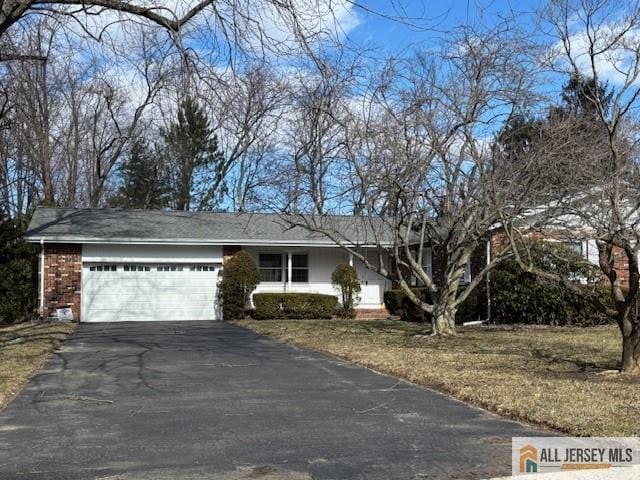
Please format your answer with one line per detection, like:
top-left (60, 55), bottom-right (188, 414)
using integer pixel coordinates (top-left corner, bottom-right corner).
top-left (0, 322), bottom-right (545, 480)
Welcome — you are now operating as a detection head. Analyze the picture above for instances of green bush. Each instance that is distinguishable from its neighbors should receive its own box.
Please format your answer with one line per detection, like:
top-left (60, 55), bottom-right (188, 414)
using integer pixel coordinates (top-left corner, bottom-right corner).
top-left (490, 240), bottom-right (611, 326)
top-left (252, 293), bottom-right (281, 319)
top-left (331, 263), bottom-right (360, 318)
top-left (220, 251), bottom-right (260, 320)
top-left (253, 293), bottom-right (338, 320)
top-left (0, 216), bottom-right (38, 323)
top-left (383, 287), bottom-right (482, 324)
top-left (0, 258), bottom-right (38, 323)
top-left (491, 267), bottom-right (611, 326)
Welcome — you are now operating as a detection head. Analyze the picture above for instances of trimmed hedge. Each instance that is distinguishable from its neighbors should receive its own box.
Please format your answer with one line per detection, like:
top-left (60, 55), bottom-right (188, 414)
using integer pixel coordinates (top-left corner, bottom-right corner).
top-left (253, 293), bottom-right (338, 320)
top-left (383, 287), bottom-right (483, 324)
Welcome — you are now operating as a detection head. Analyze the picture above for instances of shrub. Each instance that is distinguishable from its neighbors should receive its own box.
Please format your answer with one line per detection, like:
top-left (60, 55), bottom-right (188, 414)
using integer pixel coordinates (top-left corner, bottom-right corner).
top-left (220, 251), bottom-right (260, 320)
top-left (491, 241), bottom-right (611, 326)
top-left (0, 258), bottom-right (37, 323)
top-left (0, 215), bottom-right (38, 323)
top-left (383, 287), bottom-right (483, 324)
top-left (491, 267), bottom-right (611, 326)
top-left (253, 293), bottom-right (338, 320)
top-left (331, 263), bottom-right (361, 318)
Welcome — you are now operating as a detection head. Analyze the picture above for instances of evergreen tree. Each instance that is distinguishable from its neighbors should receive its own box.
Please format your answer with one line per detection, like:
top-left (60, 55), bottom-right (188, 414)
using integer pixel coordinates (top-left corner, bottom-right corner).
top-left (0, 213), bottom-right (38, 322)
top-left (558, 73), bottom-right (612, 119)
top-left (495, 74), bottom-right (614, 193)
top-left (496, 113), bottom-right (544, 164)
top-left (109, 138), bottom-right (167, 209)
top-left (161, 97), bottom-right (225, 211)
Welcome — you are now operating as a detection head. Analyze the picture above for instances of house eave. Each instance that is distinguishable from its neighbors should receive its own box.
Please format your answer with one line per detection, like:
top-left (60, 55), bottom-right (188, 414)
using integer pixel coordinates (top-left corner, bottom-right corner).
top-left (24, 236), bottom-right (391, 248)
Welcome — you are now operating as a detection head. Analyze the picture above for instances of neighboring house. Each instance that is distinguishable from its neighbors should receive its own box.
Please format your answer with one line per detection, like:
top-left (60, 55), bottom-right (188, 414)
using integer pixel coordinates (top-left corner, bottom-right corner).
top-left (25, 208), bottom-right (393, 322)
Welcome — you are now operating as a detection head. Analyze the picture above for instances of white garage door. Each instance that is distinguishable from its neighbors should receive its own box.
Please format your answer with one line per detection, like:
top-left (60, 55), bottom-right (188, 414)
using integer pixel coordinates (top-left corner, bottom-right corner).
top-left (82, 263), bottom-right (221, 322)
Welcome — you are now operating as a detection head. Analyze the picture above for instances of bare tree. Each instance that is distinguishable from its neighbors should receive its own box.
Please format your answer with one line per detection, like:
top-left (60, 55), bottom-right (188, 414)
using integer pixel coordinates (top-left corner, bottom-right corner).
top-left (200, 64), bottom-right (285, 212)
top-left (0, 21), bottom-right (56, 206)
top-left (283, 57), bottom-right (358, 214)
top-left (1, 0), bottom-right (365, 62)
top-left (283, 23), bottom-right (536, 335)
top-left (0, 18), bottom-right (170, 208)
top-left (504, 0), bottom-right (640, 373)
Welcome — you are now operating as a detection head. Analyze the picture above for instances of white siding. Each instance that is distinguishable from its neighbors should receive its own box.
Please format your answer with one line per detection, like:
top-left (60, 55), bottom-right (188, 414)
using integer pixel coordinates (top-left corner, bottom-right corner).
top-left (244, 246), bottom-right (389, 308)
top-left (82, 244), bottom-right (223, 264)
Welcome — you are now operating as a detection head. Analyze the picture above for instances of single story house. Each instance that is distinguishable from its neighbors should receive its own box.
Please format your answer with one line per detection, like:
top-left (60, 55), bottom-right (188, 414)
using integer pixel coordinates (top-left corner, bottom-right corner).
top-left (25, 207), bottom-right (624, 323)
top-left (25, 208), bottom-right (395, 322)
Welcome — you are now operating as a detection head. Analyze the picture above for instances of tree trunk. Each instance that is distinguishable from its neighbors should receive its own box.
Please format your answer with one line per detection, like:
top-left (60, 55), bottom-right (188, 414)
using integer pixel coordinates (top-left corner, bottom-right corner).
top-left (621, 323), bottom-right (640, 374)
top-left (431, 296), bottom-right (457, 336)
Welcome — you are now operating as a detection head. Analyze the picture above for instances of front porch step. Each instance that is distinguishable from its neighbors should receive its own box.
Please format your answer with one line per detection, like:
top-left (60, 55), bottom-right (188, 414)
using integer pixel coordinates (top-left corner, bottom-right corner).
top-left (354, 308), bottom-right (390, 320)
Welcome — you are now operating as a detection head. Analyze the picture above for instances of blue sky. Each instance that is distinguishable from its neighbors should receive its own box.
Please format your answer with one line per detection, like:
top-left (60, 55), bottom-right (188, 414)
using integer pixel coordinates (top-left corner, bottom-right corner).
top-left (345, 0), bottom-right (542, 54)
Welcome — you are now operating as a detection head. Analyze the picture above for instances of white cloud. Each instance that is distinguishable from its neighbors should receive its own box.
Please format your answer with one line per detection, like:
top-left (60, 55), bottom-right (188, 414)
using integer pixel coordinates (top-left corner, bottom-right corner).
top-left (548, 21), bottom-right (640, 86)
top-left (61, 0), bottom-right (361, 59)
top-left (201, 0), bottom-right (361, 57)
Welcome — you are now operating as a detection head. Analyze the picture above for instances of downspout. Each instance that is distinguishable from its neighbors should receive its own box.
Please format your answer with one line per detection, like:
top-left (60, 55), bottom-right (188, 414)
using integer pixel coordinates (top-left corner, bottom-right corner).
top-left (485, 238), bottom-right (491, 325)
top-left (39, 239), bottom-right (45, 318)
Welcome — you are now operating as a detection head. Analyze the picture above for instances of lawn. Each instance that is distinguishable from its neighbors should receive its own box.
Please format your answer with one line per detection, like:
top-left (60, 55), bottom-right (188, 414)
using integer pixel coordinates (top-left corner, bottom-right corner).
top-left (0, 321), bottom-right (76, 409)
top-left (238, 319), bottom-right (639, 436)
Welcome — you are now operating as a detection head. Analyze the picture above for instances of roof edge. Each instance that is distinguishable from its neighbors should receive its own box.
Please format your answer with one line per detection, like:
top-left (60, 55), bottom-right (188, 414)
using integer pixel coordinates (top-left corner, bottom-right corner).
top-left (24, 236), bottom-right (391, 248)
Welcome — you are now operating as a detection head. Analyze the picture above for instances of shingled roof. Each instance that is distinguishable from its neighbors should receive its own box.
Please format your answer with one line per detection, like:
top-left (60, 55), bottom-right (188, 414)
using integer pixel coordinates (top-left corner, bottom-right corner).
top-left (25, 208), bottom-right (393, 246)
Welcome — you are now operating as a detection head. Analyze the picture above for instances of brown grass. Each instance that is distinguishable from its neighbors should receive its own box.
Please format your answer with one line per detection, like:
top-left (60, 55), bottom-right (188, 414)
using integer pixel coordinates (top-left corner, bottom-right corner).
top-left (238, 319), bottom-right (639, 436)
top-left (0, 321), bottom-right (76, 409)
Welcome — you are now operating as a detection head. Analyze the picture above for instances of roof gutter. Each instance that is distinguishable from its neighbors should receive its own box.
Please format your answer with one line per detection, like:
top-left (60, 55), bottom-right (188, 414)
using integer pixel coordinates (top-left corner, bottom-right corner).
top-left (24, 236), bottom-right (394, 248)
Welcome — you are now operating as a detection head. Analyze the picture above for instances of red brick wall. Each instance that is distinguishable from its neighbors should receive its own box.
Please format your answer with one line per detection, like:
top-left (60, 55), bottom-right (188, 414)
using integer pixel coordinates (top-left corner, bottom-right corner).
top-left (611, 246), bottom-right (630, 286)
top-left (41, 244), bottom-right (82, 320)
top-left (222, 245), bottom-right (241, 264)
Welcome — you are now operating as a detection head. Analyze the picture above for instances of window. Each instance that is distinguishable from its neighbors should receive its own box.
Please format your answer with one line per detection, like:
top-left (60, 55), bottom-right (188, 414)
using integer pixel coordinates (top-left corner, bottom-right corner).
top-left (422, 248), bottom-right (433, 278)
top-left (461, 261), bottom-right (471, 284)
top-left (189, 265), bottom-right (215, 271)
top-left (562, 241), bottom-right (584, 256)
top-left (123, 265), bottom-right (150, 272)
top-left (291, 254), bottom-right (308, 283)
top-left (410, 248), bottom-right (432, 286)
top-left (259, 253), bottom-right (309, 283)
top-left (157, 265), bottom-right (183, 272)
top-left (259, 254), bottom-right (282, 282)
top-left (89, 264), bottom-right (116, 272)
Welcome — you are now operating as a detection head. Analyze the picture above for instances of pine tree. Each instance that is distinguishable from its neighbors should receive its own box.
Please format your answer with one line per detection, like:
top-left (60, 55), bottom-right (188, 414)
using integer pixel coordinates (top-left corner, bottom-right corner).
top-left (161, 96), bottom-right (225, 211)
top-left (559, 73), bottom-right (612, 119)
top-left (109, 138), bottom-right (167, 209)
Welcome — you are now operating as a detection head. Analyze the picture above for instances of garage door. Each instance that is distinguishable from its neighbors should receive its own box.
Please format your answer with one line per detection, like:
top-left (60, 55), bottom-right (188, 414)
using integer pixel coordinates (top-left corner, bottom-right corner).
top-left (82, 263), bottom-right (221, 322)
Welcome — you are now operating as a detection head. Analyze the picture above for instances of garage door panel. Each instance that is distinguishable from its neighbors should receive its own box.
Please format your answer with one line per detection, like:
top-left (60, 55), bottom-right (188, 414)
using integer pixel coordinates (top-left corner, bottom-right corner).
top-left (82, 264), bottom-right (220, 322)
top-left (83, 285), bottom-right (217, 295)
